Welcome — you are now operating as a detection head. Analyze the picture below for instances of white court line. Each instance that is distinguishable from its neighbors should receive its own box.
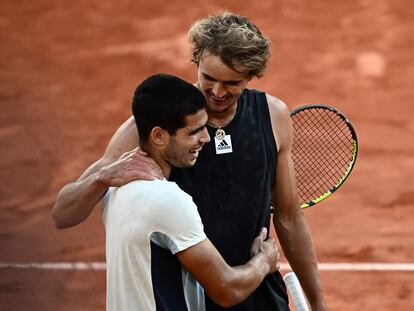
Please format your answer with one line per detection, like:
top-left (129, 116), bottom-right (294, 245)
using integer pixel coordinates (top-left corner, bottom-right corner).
top-left (0, 262), bottom-right (106, 270)
top-left (1, 262), bottom-right (414, 271)
top-left (281, 263), bottom-right (414, 271)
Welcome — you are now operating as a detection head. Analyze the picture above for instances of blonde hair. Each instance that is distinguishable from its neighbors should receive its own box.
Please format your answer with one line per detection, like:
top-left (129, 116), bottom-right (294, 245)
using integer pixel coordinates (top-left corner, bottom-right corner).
top-left (188, 12), bottom-right (271, 78)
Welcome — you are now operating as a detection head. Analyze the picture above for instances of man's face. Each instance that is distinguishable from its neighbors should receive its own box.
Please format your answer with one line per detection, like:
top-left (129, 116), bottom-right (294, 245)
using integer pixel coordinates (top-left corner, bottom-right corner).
top-left (164, 109), bottom-right (210, 168)
top-left (196, 53), bottom-right (251, 115)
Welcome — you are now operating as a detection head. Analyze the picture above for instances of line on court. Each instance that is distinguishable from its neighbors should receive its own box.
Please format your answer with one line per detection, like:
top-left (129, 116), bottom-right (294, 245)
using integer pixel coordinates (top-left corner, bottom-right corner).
top-left (1, 262), bottom-right (414, 271)
top-left (0, 262), bottom-right (106, 270)
top-left (283, 263), bottom-right (414, 271)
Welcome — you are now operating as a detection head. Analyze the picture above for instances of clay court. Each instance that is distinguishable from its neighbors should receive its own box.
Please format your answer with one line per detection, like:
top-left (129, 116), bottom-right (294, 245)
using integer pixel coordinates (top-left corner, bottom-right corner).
top-left (1, 0), bottom-right (413, 310)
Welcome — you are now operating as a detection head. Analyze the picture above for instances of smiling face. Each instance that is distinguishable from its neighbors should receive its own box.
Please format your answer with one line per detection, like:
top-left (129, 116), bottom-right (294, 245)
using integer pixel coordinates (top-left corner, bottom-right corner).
top-left (164, 109), bottom-right (210, 168)
top-left (195, 53), bottom-right (251, 118)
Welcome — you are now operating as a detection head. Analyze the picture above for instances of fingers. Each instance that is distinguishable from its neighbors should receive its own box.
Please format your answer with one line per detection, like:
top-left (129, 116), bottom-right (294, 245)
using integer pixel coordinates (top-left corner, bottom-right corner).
top-left (119, 147), bottom-right (148, 160)
top-left (261, 237), bottom-right (281, 274)
top-left (118, 148), bottom-right (163, 179)
top-left (99, 148), bottom-right (164, 186)
top-left (132, 150), bottom-right (163, 175)
top-left (274, 245), bottom-right (280, 272)
top-left (250, 227), bottom-right (269, 256)
top-left (260, 227), bottom-right (267, 241)
top-left (135, 147), bottom-right (148, 155)
top-left (119, 148), bottom-right (140, 160)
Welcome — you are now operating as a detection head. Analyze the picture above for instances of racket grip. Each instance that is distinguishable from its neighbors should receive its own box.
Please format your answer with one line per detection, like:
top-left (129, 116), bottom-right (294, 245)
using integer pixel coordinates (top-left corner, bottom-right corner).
top-left (283, 272), bottom-right (310, 311)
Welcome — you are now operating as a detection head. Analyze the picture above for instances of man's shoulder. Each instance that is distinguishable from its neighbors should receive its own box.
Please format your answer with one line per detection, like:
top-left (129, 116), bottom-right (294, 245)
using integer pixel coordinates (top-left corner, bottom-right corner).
top-left (117, 179), bottom-right (181, 197)
top-left (115, 179), bottom-right (193, 209)
top-left (263, 93), bottom-right (289, 124)
top-left (263, 93), bottom-right (293, 153)
top-left (244, 89), bottom-right (288, 112)
top-left (265, 93), bottom-right (288, 112)
top-left (103, 180), bottom-right (197, 226)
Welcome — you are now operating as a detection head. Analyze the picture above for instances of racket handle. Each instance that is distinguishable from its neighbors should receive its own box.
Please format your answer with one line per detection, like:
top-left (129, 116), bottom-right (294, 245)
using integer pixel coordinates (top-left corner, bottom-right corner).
top-left (283, 272), bottom-right (310, 311)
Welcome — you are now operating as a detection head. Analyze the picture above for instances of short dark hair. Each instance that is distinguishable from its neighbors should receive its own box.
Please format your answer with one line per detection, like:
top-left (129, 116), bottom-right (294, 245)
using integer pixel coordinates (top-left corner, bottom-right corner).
top-left (132, 74), bottom-right (207, 143)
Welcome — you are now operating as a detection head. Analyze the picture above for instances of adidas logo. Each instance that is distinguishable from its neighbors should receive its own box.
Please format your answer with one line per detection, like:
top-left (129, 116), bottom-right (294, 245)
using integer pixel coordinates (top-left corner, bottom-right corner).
top-left (217, 139), bottom-right (231, 150)
top-left (214, 134), bottom-right (232, 154)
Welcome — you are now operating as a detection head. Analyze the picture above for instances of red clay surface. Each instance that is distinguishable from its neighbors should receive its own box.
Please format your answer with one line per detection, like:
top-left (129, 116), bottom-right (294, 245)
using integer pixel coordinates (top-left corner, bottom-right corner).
top-left (1, 0), bottom-right (413, 310)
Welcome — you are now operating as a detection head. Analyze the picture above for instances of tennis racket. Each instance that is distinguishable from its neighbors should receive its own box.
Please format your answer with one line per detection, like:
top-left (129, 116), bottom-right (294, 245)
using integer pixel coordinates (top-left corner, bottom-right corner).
top-left (290, 104), bottom-right (358, 209)
top-left (278, 105), bottom-right (357, 309)
top-left (283, 272), bottom-right (310, 311)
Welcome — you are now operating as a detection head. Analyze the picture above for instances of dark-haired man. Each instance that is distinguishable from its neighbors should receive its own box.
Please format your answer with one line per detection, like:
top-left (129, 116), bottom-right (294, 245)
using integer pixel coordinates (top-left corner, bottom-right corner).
top-left (103, 73), bottom-right (279, 311)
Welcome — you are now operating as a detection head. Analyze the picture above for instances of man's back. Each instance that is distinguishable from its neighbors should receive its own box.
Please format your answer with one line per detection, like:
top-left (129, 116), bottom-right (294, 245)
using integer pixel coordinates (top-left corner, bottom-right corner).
top-left (102, 179), bottom-right (206, 311)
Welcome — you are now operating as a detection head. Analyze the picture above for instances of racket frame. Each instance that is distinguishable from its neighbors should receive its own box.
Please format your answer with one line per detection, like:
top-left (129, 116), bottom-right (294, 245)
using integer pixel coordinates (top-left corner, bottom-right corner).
top-left (289, 104), bottom-right (358, 209)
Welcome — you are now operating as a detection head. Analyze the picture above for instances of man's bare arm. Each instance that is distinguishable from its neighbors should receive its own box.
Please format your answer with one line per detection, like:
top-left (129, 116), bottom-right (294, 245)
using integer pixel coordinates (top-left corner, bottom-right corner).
top-left (176, 229), bottom-right (279, 308)
top-left (267, 95), bottom-right (328, 311)
top-left (52, 117), bottom-right (162, 229)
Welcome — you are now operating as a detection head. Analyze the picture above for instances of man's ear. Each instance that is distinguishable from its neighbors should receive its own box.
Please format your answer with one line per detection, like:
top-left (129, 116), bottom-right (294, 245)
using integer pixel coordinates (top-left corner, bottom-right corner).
top-left (150, 127), bottom-right (168, 146)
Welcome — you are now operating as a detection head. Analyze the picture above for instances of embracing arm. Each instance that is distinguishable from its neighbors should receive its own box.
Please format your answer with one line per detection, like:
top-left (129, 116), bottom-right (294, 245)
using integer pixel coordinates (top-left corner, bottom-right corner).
top-left (52, 117), bottom-right (162, 229)
top-left (267, 95), bottom-right (328, 310)
top-left (176, 229), bottom-right (279, 308)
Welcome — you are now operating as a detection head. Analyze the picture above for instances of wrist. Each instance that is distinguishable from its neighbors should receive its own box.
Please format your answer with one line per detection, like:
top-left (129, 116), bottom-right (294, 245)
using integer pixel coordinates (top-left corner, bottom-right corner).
top-left (251, 252), bottom-right (271, 276)
top-left (93, 167), bottom-right (111, 187)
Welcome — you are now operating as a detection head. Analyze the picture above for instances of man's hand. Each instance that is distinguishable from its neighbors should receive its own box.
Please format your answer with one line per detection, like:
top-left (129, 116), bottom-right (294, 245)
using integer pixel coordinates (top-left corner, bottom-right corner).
top-left (250, 228), bottom-right (280, 274)
top-left (260, 236), bottom-right (280, 274)
top-left (97, 147), bottom-right (163, 187)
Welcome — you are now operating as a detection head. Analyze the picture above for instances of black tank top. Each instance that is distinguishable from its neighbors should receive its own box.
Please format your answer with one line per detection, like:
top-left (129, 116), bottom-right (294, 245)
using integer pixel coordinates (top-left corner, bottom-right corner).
top-left (170, 89), bottom-right (290, 310)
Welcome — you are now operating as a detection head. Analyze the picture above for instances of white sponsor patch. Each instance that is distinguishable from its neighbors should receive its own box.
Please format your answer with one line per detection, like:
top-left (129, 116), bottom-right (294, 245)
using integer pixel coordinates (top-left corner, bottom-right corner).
top-left (214, 135), bottom-right (233, 154)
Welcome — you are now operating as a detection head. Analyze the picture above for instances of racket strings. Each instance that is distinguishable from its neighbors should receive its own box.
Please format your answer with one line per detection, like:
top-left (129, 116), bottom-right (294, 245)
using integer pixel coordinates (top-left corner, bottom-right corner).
top-left (292, 108), bottom-right (355, 204)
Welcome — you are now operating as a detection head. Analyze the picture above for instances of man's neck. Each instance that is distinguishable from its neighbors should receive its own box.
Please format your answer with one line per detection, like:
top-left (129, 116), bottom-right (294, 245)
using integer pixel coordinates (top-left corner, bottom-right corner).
top-left (140, 144), bottom-right (171, 180)
top-left (206, 102), bottom-right (238, 127)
